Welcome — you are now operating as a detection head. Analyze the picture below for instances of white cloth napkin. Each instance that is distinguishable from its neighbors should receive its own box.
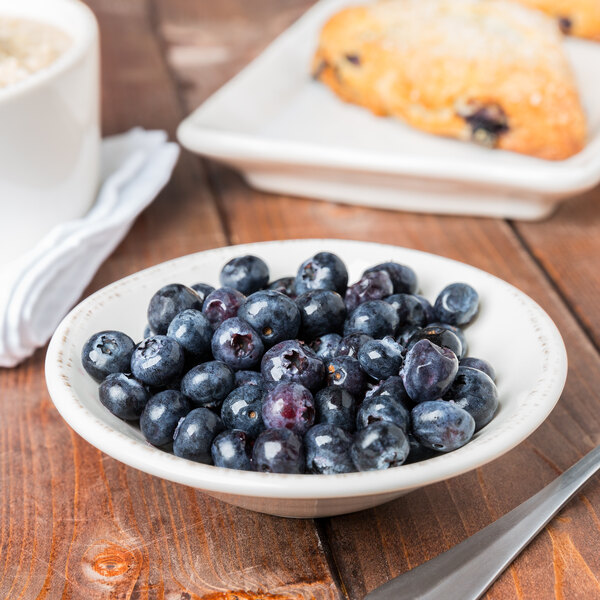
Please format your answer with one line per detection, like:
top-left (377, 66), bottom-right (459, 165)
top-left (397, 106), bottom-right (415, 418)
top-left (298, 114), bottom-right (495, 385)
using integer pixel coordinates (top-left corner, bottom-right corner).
top-left (0, 128), bottom-right (180, 367)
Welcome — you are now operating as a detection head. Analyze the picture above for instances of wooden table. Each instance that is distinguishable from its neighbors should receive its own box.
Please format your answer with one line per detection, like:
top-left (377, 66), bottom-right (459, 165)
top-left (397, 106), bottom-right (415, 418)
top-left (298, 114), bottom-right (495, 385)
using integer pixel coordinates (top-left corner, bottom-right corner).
top-left (2, 1), bottom-right (600, 598)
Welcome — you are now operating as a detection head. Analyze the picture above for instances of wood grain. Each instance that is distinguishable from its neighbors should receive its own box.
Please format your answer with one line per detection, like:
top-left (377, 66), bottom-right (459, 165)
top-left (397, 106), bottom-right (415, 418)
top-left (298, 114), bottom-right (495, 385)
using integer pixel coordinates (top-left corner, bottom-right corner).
top-left (513, 188), bottom-right (600, 351)
top-left (0, 1), bottom-right (342, 598)
top-left (1, 0), bottom-right (599, 598)
top-left (154, 1), bottom-right (600, 598)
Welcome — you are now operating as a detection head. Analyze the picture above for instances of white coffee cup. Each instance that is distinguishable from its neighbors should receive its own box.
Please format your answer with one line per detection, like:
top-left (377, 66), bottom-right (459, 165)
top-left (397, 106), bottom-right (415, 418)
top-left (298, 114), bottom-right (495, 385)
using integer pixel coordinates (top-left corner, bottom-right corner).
top-left (0, 0), bottom-right (100, 265)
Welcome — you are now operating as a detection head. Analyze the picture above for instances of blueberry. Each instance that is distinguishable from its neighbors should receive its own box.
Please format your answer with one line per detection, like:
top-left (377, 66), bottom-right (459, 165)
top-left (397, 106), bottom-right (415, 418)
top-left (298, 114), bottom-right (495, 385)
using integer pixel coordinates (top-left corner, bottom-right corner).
top-left (130, 335), bottom-right (185, 387)
top-left (261, 340), bottom-right (325, 391)
top-left (401, 339), bottom-right (458, 403)
top-left (267, 277), bottom-right (296, 298)
top-left (166, 309), bottom-right (212, 360)
top-left (263, 381), bottom-right (278, 393)
top-left (365, 375), bottom-right (412, 411)
top-left (363, 262), bottom-right (418, 294)
top-left (386, 294), bottom-right (432, 328)
top-left (459, 102), bottom-right (509, 146)
top-left (221, 385), bottom-right (265, 438)
top-left (325, 356), bottom-right (366, 398)
top-left (202, 287), bottom-right (246, 329)
top-left (304, 424), bottom-right (355, 474)
top-left (190, 283), bottom-right (215, 307)
top-left (429, 322), bottom-right (468, 358)
top-left (406, 325), bottom-right (464, 359)
top-left (220, 255), bottom-right (269, 295)
top-left (295, 252), bottom-right (348, 296)
top-left (143, 324), bottom-right (153, 339)
top-left (296, 290), bottom-right (346, 339)
top-left (337, 333), bottom-right (373, 358)
top-left (181, 360), bottom-right (235, 408)
top-left (396, 325), bottom-right (421, 347)
top-left (309, 333), bottom-right (342, 361)
top-left (98, 373), bottom-right (150, 420)
top-left (252, 429), bottom-right (305, 474)
top-left (211, 429), bottom-right (252, 470)
top-left (147, 284), bottom-right (203, 335)
top-left (460, 357), bottom-right (496, 382)
top-left (234, 370), bottom-right (265, 389)
top-left (411, 400), bottom-right (475, 452)
top-left (140, 390), bottom-right (190, 447)
top-left (358, 336), bottom-right (403, 380)
top-left (173, 407), bottom-right (225, 463)
top-left (211, 317), bottom-right (264, 370)
top-left (415, 295), bottom-right (436, 324)
top-left (314, 386), bottom-right (356, 431)
top-left (237, 290), bottom-right (301, 347)
top-left (344, 300), bottom-right (399, 339)
top-left (405, 432), bottom-right (438, 464)
top-left (434, 283), bottom-right (479, 326)
top-left (81, 330), bottom-right (136, 382)
top-left (350, 422), bottom-right (409, 471)
top-left (344, 270), bottom-right (393, 312)
top-left (356, 395), bottom-right (409, 432)
top-left (444, 366), bottom-right (498, 430)
top-left (558, 16), bottom-right (573, 34)
top-left (262, 382), bottom-right (315, 435)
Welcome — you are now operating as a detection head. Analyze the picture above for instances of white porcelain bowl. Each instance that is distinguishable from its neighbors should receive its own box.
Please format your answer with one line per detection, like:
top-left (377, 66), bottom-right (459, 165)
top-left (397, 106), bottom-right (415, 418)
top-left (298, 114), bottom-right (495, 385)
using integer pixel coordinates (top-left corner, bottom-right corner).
top-left (0, 0), bottom-right (100, 266)
top-left (45, 240), bottom-right (567, 518)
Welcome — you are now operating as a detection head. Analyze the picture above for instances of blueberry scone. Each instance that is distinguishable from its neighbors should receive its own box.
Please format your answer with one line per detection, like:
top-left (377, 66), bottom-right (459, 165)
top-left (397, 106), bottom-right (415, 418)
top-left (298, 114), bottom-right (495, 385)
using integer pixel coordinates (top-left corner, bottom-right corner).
top-left (511, 0), bottom-right (600, 40)
top-left (313, 0), bottom-right (586, 160)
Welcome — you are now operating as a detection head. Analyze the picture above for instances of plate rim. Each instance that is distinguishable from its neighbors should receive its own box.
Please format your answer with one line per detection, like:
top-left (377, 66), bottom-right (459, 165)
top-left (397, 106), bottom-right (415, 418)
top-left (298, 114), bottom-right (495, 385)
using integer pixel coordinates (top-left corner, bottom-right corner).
top-left (45, 239), bottom-right (568, 500)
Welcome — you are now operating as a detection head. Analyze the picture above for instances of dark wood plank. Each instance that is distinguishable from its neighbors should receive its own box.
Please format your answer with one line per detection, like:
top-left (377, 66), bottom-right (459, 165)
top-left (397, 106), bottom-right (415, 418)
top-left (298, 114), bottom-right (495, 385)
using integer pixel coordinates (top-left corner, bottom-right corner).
top-left (154, 1), bottom-right (600, 598)
top-left (0, 0), bottom-right (343, 598)
top-left (155, 0), bottom-right (312, 113)
top-left (512, 188), bottom-right (600, 351)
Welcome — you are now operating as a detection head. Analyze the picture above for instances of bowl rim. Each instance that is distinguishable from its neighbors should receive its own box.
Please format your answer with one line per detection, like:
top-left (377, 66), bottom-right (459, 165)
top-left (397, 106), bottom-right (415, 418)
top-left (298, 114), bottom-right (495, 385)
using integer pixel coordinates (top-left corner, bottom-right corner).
top-left (45, 239), bottom-right (568, 500)
top-left (0, 0), bottom-right (98, 103)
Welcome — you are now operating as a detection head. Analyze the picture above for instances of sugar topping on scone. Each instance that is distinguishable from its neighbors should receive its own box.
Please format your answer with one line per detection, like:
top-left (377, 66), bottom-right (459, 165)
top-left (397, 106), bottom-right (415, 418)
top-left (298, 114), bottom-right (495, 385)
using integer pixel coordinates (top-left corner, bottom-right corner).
top-left (313, 0), bottom-right (586, 160)
top-left (508, 0), bottom-right (600, 41)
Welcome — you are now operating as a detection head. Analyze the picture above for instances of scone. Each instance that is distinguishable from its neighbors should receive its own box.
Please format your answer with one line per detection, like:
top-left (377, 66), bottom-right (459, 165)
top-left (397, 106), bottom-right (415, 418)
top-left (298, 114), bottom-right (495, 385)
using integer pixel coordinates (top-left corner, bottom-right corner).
top-left (313, 0), bottom-right (586, 160)
top-left (510, 0), bottom-right (600, 40)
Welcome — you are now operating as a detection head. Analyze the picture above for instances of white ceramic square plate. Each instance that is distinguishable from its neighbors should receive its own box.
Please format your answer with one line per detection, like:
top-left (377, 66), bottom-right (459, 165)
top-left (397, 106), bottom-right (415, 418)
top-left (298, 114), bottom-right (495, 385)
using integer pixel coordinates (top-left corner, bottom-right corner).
top-left (177, 0), bottom-right (600, 221)
top-left (45, 240), bottom-right (567, 518)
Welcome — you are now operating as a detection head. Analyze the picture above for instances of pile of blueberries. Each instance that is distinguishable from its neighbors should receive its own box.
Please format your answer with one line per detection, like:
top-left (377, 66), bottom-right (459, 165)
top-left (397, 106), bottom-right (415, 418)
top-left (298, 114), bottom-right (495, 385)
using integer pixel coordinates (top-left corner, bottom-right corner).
top-left (81, 251), bottom-right (498, 474)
